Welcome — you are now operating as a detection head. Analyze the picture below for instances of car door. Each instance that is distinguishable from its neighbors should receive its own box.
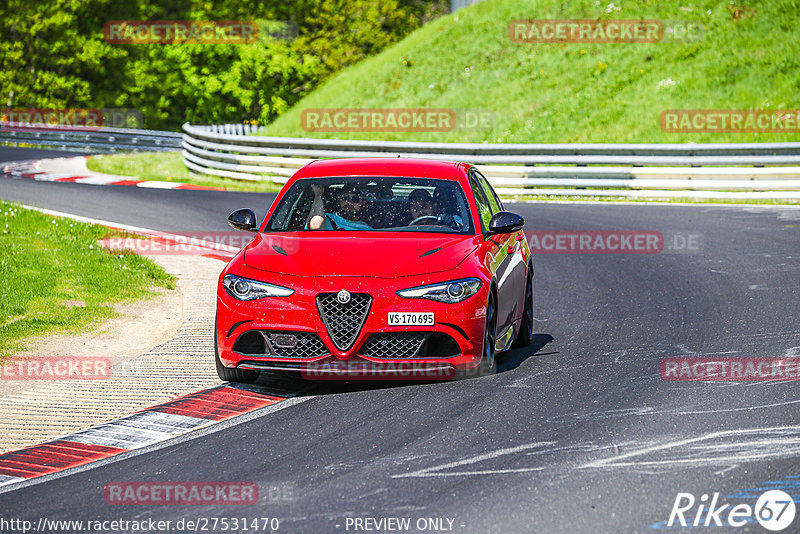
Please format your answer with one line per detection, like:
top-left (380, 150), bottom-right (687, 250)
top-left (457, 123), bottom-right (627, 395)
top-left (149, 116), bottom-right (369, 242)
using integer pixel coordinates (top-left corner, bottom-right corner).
top-left (475, 170), bottom-right (528, 341)
top-left (468, 169), bottom-right (516, 349)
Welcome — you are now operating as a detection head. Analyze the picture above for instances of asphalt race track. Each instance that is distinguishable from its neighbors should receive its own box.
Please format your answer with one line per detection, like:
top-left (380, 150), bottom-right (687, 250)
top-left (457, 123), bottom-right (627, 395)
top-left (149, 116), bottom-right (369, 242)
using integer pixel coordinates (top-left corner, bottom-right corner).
top-left (0, 146), bottom-right (93, 162)
top-left (2, 146), bottom-right (800, 532)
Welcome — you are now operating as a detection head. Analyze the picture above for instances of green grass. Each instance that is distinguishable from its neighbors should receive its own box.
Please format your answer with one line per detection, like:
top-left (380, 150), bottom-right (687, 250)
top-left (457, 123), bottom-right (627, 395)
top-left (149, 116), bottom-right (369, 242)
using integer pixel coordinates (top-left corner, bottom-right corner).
top-left (86, 152), bottom-right (283, 193)
top-left (0, 201), bottom-right (175, 359)
top-left (257, 0), bottom-right (800, 144)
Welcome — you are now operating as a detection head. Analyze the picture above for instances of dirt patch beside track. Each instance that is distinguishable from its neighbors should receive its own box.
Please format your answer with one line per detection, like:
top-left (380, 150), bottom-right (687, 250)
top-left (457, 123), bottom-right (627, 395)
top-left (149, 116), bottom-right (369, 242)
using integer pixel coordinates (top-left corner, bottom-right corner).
top-left (0, 255), bottom-right (224, 453)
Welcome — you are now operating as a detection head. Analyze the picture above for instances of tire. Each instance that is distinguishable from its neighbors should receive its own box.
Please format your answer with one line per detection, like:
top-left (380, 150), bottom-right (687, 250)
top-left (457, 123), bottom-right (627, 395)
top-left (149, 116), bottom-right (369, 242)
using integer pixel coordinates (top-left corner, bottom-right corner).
top-left (214, 320), bottom-right (259, 384)
top-left (513, 267), bottom-right (534, 348)
top-left (478, 291), bottom-right (498, 376)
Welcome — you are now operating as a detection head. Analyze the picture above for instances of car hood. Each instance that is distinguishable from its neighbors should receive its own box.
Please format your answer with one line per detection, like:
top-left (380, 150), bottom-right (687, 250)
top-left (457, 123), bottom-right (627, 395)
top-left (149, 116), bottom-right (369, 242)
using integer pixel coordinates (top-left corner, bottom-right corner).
top-left (244, 232), bottom-right (478, 277)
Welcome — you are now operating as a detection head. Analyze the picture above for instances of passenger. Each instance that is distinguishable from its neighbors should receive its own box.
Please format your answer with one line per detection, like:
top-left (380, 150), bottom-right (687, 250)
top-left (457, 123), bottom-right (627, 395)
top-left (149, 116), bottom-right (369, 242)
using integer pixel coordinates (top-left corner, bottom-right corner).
top-left (308, 183), bottom-right (373, 230)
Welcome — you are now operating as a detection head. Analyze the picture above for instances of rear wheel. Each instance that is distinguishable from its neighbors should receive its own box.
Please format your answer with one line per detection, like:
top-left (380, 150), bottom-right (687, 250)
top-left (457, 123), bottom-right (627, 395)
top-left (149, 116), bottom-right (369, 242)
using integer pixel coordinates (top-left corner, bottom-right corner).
top-left (214, 319), bottom-right (258, 384)
top-left (478, 292), bottom-right (498, 376)
top-left (513, 267), bottom-right (534, 348)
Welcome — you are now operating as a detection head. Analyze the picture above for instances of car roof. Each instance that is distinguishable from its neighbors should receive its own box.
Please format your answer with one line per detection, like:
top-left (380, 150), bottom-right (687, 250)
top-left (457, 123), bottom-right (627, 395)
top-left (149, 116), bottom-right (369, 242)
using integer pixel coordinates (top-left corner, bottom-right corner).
top-left (291, 158), bottom-right (467, 181)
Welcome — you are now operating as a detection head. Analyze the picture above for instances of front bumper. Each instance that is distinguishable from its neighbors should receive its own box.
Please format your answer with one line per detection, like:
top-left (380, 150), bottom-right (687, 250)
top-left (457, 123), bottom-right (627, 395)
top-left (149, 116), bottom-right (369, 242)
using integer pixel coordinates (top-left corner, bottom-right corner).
top-left (215, 266), bottom-right (488, 375)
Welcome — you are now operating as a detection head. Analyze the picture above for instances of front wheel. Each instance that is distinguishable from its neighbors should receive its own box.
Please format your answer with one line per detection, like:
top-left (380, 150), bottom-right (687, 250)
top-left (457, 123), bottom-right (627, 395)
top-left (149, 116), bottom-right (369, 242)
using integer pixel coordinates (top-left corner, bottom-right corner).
top-left (214, 319), bottom-right (258, 384)
top-left (513, 267), bottom-right (534, 348)
top-left (478, 292), bottom-right (498, 376)
top-left (215, 350), bottom-right (258, 384)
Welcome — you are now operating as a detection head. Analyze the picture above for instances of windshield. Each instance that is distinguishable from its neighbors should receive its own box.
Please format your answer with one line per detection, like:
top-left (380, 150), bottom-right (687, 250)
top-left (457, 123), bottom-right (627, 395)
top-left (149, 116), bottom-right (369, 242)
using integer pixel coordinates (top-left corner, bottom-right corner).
top-left (265, 176), bottom-right (474, 234)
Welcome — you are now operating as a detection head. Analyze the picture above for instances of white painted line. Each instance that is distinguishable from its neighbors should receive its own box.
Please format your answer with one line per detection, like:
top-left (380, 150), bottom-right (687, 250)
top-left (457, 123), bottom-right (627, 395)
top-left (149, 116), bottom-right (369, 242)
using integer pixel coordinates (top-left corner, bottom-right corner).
top-left (17, 204), bottom-right (239, 253)
top-left (395, 467), bottom-right (548, 478)
top-left (136, 181), bottom-right (181, 189)
top-left (72, 176), bottom-right (121, 185)
top-left (32, 173), bottom-right (75, 181)
top-left (580, 426), bottom-right (800, 469)
top-left (0, 475), bottom-right (26, 487)
top-left (392, 441), bottom-right (555, 479)
top-left (19, 203), bottom-right (166, 234)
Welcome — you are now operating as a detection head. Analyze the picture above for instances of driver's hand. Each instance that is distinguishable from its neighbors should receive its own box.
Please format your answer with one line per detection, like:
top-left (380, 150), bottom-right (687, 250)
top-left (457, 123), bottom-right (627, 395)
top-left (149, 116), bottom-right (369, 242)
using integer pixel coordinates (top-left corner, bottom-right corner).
top-left (438, 214), bottom-right (456, 227)
top-left (311, 184), bottom-right (325, 197)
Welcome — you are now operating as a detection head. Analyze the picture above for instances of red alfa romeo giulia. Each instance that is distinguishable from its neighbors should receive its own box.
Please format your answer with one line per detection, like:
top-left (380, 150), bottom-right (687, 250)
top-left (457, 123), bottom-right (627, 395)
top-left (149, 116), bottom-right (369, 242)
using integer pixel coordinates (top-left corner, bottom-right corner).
top-left (215, 158), bottom-right (533, 382)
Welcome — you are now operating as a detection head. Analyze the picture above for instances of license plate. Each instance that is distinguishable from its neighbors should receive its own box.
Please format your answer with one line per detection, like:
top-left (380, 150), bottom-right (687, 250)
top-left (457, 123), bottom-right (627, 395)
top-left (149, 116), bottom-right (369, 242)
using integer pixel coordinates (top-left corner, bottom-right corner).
top-left (388, 312), bottom-right (435, 326)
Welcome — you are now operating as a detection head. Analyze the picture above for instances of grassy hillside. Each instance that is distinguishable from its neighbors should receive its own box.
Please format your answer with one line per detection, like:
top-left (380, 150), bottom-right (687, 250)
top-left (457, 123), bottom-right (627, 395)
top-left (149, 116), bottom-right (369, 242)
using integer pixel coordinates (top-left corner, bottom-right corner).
top-left (258, 0), bottom-right (800, 143)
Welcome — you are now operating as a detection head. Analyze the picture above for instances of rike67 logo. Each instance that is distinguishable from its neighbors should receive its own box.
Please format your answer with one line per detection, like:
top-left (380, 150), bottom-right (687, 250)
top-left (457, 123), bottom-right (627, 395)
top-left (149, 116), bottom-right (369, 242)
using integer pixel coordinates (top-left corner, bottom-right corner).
top-left (661, 490), bottom-right (796, 531)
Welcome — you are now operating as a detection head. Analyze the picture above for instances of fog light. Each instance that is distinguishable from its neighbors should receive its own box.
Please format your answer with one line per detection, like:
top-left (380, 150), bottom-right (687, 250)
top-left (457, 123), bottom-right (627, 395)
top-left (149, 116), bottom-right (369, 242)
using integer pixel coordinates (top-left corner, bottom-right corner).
top-left (271, 334), bottom-right (298, 349)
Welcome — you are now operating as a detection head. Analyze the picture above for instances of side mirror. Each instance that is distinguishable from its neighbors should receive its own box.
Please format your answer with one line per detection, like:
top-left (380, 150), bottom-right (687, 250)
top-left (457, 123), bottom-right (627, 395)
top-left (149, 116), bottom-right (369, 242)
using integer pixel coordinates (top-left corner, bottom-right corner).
top-left (487, 211), bottom-right (525, 235)
top-left (228, 208), bottom-right (258, 232)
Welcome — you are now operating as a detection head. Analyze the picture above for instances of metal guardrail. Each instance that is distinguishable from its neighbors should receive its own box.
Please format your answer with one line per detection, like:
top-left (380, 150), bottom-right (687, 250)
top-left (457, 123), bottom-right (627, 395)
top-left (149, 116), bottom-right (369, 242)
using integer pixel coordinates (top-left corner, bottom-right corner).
top-left (3, 121), bottom-right (800, 197)
top-left (182, 123), bottom-right (800, 195)
top-left (0, 123), bottom-right (181, 153)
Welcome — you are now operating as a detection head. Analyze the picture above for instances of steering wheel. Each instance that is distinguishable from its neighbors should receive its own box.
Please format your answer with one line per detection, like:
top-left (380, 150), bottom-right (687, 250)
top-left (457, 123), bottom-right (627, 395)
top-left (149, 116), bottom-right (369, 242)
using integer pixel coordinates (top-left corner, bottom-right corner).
top-left (410, 215), bottom-right (440, 225)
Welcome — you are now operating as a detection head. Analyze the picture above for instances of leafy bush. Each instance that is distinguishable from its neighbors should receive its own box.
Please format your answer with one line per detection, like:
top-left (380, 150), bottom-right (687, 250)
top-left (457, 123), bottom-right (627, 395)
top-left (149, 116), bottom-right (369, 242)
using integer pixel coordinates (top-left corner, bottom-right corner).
top-left (0, 0), bottom-right (446, 130)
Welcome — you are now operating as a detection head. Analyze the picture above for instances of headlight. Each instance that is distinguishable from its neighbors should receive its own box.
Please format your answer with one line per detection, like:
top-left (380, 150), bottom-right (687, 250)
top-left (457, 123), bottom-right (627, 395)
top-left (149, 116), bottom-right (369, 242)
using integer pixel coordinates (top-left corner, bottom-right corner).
top-left (397, 278), bottom-right (482, 303)
top-left (222, 274), bottom-right (294, 300)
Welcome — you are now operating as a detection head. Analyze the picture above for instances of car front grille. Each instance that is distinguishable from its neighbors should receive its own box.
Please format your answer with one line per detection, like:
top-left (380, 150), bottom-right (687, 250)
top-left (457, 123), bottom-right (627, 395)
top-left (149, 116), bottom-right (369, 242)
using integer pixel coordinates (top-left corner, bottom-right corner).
top-left (316, 292), bottom-right (372, 351)
top-left (359, 332), bottom-right (460, 359)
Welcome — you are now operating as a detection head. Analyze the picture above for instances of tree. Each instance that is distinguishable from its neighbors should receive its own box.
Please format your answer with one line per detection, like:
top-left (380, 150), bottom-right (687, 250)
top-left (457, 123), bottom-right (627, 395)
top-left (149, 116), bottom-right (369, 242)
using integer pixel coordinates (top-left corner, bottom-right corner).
top-left (0, 0), bottom-right (447, 130)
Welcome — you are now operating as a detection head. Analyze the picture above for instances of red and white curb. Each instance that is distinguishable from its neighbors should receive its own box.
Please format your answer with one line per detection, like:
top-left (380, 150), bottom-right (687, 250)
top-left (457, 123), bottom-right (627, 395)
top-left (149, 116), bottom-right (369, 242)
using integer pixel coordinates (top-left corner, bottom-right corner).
top-left (0, 385), bottom-right (286, 488)
top-left (1, 157), bottom-right (223, 191)
top-left (0, 206), bottom-right (290, 491)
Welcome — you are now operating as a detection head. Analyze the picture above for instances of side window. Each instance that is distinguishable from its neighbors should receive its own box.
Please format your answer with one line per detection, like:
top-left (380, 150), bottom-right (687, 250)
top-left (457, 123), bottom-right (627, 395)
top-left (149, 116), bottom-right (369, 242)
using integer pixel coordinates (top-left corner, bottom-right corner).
top-left (474, 169), bottom-right (503, 213)
top-left (469, 173), bottom-right (493, 231)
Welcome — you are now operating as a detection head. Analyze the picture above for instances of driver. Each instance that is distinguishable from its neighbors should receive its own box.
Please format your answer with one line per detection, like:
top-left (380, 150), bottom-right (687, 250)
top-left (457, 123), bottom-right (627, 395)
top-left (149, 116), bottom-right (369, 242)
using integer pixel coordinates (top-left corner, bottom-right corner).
top-left (408, 188), bottom-right (462, 230)
top-left (308, 182), bottom-right (373, 230)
